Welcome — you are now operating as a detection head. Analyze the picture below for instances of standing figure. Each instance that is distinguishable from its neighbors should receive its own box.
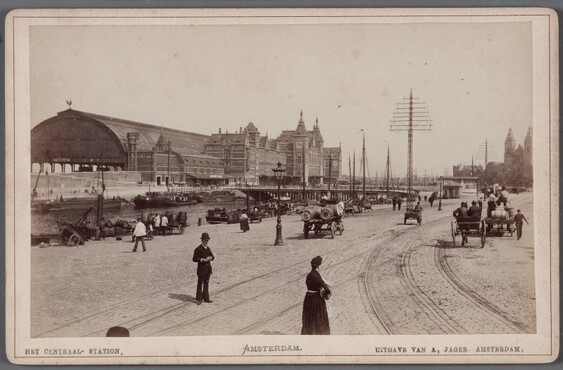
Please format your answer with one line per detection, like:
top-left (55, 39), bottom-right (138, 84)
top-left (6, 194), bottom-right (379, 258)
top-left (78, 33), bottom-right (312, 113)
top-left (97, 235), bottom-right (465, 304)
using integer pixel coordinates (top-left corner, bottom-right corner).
top-left (132, 217), bottom-right (147, 252)
top-left (397, 197), bottom-right (403, 210)
top-left (301, 256), bottom-right (331, 335)
top-left (160, 213), bottom-right (169, 235)
top-left (392, 196), bottom-right (397, 211)
top-left (424, 195), bottom-right (427, 202)
top-left (239, 212), bottom-right (250, 232)
top-left (193, 233), bottom-right (215, 305)
top-left (514, 209), bottom-right (529, 240)
top-left (153, 214), bottom-right (161, 236)
top-left (486, 195), bottom-right (497, 219)
top-left (497, 186), bottom-right (509, 206)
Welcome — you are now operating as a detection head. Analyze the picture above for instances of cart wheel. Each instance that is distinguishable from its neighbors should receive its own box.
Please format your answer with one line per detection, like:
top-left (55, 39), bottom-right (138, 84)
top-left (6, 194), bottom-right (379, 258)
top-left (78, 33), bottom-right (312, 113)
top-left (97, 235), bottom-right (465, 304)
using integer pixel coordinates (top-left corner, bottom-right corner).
top-left (417, 217), bottom-right (422, 226)
top-left (68, 234), bottom-right (81, 246)
top-left (340, 223), bottom-right (345, 235)
top-left (451, 221), bottom-right (456, 246)
top-left (179, 225), bottom-right (185, 235)
top-left (330, 222), bottom-right (336, 239)
top-left (480, 231), bottom-right (486, 248)
top-left (509, 225), bottom-right (513, 237)
top-left (146, 233), bottom-right (153, 241)
top-left (461, 232), bottom-right (465, 246)
top-left (304, 224), bottom-right (309, 239)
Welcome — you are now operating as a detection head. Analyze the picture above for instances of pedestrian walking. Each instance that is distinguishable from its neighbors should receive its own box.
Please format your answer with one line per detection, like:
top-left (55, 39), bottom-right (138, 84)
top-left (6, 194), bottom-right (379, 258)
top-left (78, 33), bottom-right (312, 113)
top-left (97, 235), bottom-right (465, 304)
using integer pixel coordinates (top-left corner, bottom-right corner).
top-left (240, 212), bottom-right (250, 232)
top-left (514, 209), bottom-right (529, 240)
top-left (132, 217), bottom-right (147, 252)
top-left (429, 196), bottom-right (434, 207)
top-left (424, 195), bottom-right (427, 202)
top-left (301, 256), bottom-right (331, 335)
top-left (193, 233), bottom-right (215, 305)
top-left (392, 196), bottom-right (397, 211)
top-left (397, 197), bottom-right (403, 210)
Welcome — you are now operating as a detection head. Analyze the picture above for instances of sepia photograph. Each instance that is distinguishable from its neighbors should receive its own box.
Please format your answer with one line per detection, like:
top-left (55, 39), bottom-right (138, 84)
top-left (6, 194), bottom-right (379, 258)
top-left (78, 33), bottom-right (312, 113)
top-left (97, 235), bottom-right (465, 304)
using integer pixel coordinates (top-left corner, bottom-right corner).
top-left (5, 7), bottom-right (559, 365)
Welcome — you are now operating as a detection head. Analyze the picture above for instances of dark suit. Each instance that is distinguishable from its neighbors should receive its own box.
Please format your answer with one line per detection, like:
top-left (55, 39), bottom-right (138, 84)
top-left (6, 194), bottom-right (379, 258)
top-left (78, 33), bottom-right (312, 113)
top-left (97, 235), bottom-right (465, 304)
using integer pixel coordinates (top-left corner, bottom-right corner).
top-left (193, 244), bottom-right (215, 302)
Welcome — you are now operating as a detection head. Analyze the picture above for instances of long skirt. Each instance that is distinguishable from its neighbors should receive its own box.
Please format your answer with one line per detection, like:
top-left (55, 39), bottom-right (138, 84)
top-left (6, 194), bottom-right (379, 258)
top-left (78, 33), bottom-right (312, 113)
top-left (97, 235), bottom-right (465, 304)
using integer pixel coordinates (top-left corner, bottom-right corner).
top-left (240, 219), bottom-right (250, 232)
top-left (301, 292), bottom-right (330, 335)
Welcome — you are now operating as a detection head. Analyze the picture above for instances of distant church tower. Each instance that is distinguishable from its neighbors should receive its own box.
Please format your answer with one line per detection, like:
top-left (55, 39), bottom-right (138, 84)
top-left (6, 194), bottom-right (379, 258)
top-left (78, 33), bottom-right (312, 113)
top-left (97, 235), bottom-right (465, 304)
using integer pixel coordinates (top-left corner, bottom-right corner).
top-left (524, 126), bottom-right (532, 156)
top-left (504, 127), bottom-right (516, 165)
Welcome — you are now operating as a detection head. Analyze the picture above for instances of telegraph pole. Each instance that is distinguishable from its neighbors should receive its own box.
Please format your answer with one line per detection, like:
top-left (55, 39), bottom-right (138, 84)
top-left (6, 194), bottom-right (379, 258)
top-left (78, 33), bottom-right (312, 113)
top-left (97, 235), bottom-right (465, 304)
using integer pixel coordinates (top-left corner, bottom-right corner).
top-left (362, 130), bottom-right (366, 200)
top-left (385, 143), bottom-right (390, 199)
top-left (389, 89), bottom-right (432, 210)
top-left (167, 140), bottom-right (171, 191)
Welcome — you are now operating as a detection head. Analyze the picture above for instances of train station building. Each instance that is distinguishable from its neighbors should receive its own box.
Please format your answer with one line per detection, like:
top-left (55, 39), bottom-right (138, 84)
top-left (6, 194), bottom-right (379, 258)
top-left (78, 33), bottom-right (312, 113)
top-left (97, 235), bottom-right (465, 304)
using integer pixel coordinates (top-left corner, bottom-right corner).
top-left (31, 108), bottom-right (228, 187)
top-left (31, 108), bottom-right (342, 188)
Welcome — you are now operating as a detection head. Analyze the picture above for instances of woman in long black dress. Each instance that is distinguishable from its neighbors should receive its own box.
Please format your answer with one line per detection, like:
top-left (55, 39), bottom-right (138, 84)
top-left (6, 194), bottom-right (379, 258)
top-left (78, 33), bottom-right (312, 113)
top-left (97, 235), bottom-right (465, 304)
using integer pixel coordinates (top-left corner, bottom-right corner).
top-left (301, 256), bottom-right (331, 335)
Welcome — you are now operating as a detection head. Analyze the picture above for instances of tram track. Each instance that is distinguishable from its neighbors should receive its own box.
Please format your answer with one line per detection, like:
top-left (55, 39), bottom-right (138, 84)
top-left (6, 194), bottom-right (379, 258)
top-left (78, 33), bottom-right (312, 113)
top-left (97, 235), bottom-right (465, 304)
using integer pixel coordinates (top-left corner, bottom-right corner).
top-left (434, 242), bottom-right (532, 334)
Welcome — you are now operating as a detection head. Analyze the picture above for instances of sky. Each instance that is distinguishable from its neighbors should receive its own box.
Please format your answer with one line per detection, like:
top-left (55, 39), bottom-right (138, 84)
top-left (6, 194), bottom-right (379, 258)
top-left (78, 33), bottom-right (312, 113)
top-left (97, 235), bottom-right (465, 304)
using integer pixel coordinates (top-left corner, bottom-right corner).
top-left (30, 21), bottom-right (532, 177)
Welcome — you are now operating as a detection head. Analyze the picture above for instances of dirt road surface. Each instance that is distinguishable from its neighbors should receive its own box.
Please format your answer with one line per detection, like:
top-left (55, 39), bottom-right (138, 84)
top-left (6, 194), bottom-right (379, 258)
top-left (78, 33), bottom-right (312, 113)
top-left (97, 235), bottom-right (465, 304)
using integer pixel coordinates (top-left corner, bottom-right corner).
top-left (31, 193), bottom-right (535, 337)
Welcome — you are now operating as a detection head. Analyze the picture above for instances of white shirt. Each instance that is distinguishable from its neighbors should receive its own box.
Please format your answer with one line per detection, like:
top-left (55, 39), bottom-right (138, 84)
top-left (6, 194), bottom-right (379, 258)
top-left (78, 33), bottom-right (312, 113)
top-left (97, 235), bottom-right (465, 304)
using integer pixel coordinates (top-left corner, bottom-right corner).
top-left (133, 221), bottom-right (147, 237)
top-left (161, 216), bottom-right (168, 227)
top-left (153, 215), bottom-right (161, 227)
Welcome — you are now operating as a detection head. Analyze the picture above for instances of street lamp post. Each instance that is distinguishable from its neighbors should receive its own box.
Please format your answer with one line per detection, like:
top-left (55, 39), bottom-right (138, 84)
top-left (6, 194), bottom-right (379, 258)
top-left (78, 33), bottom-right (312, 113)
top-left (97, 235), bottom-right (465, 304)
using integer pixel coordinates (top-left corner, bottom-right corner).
top-left (438, 176), bottom-right (443, 211)
top-left (272, 161), bottom-right (286, 245)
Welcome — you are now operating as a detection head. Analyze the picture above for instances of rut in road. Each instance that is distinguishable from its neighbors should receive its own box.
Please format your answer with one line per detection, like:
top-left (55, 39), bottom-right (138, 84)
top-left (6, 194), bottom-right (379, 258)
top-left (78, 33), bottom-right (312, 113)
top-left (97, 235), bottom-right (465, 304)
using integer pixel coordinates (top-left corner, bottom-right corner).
top-left (434, 242), bottom-right (533, 334)
top-left (39, 227), bottom-right (397, 337)
top-left (370, 212), bottom-right (534, 335)
top-left (147, 231), bottom-right (400, 336)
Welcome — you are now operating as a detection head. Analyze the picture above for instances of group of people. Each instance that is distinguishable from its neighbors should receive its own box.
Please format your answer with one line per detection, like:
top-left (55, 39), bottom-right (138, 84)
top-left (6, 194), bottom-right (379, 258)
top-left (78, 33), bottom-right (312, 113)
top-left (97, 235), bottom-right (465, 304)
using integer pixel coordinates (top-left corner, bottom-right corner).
top-left (452, 186), bottom-right (530, 241)
top-left (150, 213), bottom-right (170, 236)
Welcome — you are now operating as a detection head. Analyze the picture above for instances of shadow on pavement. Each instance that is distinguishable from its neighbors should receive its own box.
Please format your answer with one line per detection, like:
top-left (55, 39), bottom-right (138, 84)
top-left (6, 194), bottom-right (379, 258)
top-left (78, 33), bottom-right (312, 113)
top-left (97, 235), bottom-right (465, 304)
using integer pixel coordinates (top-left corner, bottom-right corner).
top-left (169, 293), bottom-right (196, 302)
top-left (435, 239), bottom-right (483, 250)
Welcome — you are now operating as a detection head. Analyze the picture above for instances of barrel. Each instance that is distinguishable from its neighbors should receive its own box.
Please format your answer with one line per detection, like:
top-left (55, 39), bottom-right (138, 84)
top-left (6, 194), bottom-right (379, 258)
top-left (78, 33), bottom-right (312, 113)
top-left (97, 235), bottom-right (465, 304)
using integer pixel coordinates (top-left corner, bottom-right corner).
top-left (491, 210), bottom-right (508, 220)
top-left (301, 206), bottom-right (323, 222)
top-left (103, 227), bottom-right (115, 237)
top-left (169, 213), bottom-right (179, 227)
top-left (178, 211), bottom-right (188, 224)
top-left (320, 204), bottom-right (342, 220)
top-left (506, 207), bottom-right (516, 218)
top-left (227, 212), bottom-right (239, 224)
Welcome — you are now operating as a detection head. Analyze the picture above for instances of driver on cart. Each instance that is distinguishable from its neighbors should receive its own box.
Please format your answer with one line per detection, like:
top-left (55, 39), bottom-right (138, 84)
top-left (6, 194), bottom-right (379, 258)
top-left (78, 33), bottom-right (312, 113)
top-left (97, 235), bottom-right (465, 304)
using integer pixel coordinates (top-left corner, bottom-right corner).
top-left (453, 202), bottom-right (469, 244)
top-left (467, 200), bottom-right (482, 218)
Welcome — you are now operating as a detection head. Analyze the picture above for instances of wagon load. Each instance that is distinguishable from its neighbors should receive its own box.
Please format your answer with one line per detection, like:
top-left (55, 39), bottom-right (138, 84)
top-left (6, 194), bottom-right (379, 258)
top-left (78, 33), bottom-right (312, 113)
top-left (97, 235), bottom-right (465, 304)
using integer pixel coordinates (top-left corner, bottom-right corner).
top-left (491, 209), bottom-right (509, 220)
top-left (505, 207), bottom-right (516, 218)
top-left (320, 203), bottom-right (345, 221)
top-left (301, 206), bottom-right (323, 222)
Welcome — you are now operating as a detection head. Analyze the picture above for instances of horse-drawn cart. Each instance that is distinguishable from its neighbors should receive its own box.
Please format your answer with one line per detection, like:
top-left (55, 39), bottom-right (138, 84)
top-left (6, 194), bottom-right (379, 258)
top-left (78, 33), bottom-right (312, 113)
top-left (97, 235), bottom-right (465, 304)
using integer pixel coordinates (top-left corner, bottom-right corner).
top-left (404, 208), bottom-right (422, 225)
top-left (302, 203), bottom-right (345, 239)
top-left (451, 217), bottom-right (486, 247)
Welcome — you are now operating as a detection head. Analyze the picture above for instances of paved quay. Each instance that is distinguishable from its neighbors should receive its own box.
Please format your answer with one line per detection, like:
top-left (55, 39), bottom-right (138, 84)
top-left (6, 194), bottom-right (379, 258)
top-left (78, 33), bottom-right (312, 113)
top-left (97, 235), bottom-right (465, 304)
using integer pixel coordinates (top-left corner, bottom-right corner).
top-left (31, 194), bottom-right (535, 337)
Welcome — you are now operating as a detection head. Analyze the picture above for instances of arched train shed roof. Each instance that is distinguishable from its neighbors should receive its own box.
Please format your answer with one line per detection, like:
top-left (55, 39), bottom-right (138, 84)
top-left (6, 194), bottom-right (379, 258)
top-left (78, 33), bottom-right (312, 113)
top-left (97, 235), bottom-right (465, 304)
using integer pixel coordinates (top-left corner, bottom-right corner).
top-left (31, 109), bottom-right (210, 166)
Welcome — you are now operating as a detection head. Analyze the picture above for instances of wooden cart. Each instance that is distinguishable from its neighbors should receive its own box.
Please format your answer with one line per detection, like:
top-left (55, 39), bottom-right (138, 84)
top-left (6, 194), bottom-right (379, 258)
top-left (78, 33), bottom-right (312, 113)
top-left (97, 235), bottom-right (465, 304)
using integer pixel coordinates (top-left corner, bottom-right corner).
top-left (451, 218), bottom-right (486, 247)
top-left (303, 217), bottom-right (344, 239)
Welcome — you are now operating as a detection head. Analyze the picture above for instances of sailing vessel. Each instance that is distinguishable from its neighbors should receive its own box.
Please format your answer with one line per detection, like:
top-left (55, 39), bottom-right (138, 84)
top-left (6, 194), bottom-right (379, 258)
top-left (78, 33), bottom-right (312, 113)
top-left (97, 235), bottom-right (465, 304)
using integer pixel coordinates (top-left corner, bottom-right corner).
top-left (133, 192), bottom-right (197, 208)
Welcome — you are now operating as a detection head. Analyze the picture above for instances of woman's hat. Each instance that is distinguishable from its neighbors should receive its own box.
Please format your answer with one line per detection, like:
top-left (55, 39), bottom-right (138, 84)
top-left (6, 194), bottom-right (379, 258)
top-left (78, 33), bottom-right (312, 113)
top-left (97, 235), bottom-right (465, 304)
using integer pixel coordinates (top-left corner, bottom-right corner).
top-left (201, 232), bottom-right (211, 241)
top-left (311, 255), bottom-right (323, 268)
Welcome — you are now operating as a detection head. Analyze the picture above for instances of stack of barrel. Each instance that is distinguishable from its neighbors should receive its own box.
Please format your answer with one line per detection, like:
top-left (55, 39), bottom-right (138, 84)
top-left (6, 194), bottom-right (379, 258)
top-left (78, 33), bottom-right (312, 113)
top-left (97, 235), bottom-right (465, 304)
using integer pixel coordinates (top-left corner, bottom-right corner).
top-left (100, 219), bottom-right (131, 239)
top-left (491, 205), bottom-right (515, 220)
top-left (302, 203), bottom-right (344, 222)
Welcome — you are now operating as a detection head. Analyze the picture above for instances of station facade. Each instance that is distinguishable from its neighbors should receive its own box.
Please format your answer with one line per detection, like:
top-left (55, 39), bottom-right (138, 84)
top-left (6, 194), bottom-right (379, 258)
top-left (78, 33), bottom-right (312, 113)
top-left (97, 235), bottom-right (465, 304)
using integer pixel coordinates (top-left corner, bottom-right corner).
top-left (31, 108), bottom-right (342, 188)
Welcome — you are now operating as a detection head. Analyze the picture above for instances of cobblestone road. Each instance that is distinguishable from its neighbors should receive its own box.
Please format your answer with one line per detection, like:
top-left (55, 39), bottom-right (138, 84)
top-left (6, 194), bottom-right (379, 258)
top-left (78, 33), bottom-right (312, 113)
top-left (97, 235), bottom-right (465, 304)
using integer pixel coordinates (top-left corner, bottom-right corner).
top-left (31, 193), bottom-right (535, 337)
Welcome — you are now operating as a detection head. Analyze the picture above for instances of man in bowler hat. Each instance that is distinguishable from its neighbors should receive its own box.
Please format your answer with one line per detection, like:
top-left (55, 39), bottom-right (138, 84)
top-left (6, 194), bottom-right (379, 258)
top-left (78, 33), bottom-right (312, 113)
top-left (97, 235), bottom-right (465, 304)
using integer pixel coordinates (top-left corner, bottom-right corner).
top-left (193, 233), bottom-right (215, 305)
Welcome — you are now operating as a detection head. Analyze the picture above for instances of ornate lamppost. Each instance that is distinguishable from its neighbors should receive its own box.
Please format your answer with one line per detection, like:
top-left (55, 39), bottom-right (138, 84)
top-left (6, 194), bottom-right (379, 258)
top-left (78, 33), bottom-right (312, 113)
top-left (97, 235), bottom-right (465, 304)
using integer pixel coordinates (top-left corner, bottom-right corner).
top-left (272, 161), bottom-right (286, 245)
top-left (438, 176), bottom-right (443, 211)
